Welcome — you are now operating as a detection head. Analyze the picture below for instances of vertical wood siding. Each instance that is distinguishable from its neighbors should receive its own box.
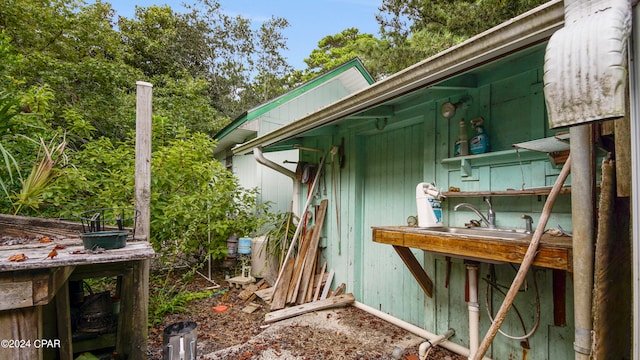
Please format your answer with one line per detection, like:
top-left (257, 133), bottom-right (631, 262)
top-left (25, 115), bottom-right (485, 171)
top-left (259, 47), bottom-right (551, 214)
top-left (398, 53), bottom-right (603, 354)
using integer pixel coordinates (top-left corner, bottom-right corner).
top-left (358, 121), bottom-right (427, 322)
top-left (298, 48), bottom-right (576, 358)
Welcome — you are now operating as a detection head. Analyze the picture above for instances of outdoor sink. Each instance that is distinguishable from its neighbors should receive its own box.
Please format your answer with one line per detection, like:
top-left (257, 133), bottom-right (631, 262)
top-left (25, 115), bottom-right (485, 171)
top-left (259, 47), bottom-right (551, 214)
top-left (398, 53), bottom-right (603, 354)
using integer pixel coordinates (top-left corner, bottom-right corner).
top-left (421, 226), bottom-right (530, 240)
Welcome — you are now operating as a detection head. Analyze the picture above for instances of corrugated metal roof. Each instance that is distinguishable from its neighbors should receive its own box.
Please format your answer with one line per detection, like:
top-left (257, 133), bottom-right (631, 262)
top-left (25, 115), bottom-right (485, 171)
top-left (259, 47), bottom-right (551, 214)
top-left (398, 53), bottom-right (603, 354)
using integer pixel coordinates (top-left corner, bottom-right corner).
top-left (232, 0), bottom-right (564, 155)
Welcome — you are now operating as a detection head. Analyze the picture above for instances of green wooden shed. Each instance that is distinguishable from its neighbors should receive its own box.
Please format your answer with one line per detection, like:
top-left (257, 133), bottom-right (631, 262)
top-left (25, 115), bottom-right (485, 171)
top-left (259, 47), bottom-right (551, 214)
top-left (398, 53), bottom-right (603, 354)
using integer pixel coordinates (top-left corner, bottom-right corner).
top-left (230, 1), bottom-right (638, 359)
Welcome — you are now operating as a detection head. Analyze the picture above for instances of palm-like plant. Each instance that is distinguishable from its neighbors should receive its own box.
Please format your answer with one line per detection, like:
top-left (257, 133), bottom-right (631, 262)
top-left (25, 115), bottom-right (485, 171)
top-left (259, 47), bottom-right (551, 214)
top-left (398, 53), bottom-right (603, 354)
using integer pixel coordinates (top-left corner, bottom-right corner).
top-left (13, 136), bottom-right (67, 214)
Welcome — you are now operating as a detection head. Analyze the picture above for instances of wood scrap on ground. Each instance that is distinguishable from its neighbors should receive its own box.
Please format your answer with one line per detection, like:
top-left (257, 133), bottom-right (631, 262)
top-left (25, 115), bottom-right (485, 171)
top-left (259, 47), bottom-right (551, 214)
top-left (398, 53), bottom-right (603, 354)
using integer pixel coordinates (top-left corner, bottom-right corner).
top-left (313, 260), bottom-right (327, 301)
top-left (260, 198), bottom-right (352, 323)
top-left (296, 200), bottom-right (328, 304)
top-left (264, 293), bottom-right (355, 323)
top-left (271, 258), bottom-right (295, 310)
top-left (242, 302), bottom-right (261, 314)
top-left (254, 287), bottom-right (274, 302)
top-left (320, 269), bottom-right (334, 300)
top-left (287, 226), bottom-right (315, 303)
top-left (238, 278), bottom-right (266, 301)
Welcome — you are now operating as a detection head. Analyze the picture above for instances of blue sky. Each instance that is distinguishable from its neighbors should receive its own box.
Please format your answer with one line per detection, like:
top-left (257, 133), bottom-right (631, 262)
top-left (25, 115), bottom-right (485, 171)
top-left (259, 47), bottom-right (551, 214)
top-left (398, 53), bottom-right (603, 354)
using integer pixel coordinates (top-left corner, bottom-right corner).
top-left (103, 0), bottom-right (382, 70)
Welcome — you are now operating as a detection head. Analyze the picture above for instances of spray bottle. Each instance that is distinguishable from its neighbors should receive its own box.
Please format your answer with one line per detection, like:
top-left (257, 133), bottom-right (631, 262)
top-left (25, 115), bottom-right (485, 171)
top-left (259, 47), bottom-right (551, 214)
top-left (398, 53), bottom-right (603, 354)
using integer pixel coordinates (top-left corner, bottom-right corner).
top-left (454, 118), bottom-right (469, 157)
top-left (470, 117), bottom-right (489, 154)
top-left (416, 182), bottom-right (444, 227)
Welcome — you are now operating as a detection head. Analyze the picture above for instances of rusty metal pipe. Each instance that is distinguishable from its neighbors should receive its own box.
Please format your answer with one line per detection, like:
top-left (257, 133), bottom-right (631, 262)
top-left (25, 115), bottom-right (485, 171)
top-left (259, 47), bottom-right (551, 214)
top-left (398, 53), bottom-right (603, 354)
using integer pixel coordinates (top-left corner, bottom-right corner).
top-left (570, 125), bottom-right (596, 359)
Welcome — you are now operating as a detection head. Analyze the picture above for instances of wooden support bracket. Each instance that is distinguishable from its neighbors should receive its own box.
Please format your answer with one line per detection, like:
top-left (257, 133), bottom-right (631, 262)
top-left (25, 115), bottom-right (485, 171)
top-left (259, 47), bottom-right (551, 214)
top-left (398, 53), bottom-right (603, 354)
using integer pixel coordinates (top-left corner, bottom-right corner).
top-left (392, 245), bottom-right (433, 298)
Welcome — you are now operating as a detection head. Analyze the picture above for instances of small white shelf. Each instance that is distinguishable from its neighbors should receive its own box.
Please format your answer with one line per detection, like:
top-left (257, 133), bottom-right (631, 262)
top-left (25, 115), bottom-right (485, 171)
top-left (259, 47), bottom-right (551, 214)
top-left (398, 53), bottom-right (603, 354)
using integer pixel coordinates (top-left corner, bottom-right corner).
top-left (513, 133), bottom-right (570, 153)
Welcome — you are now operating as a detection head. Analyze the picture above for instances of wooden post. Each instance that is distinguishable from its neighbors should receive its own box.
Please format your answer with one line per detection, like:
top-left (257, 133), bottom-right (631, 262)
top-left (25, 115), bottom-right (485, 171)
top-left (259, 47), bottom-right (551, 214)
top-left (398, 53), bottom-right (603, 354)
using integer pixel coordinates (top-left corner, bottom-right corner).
top-left (130, 260), bottom-right (150, 359)
top-left (55, 280), bottom-right (73, 360)
top-left (135, 81), bottom-right (152, 241)
top-left (133, 81), bottom-right (152, 359)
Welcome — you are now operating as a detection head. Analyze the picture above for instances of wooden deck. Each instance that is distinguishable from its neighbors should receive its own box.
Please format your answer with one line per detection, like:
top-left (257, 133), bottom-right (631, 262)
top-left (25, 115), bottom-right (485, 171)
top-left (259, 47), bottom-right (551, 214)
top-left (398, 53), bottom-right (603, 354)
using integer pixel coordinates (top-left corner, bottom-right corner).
top-left (0, 237), bottom-right (153, 271)
top-left (0, 232), bottom-right (154, 360)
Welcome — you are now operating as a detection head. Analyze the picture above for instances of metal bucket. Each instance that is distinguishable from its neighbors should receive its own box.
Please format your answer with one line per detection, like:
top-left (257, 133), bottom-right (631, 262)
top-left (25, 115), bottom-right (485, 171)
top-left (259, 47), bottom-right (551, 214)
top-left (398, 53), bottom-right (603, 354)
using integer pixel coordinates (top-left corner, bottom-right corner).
top-left (163, 321), bottom-right (197, 360)
top-left (226, 234), bottom-right (238, 257)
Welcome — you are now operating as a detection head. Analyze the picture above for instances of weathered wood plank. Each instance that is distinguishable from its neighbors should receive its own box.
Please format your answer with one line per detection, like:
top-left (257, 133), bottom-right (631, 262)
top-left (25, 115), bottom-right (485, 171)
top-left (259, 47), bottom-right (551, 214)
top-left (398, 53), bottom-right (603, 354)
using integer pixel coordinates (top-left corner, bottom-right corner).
top-left (320, 269), bottom-right (334, 300)
top-left (135, 81), bottom-right (153, 239)
top-left (441, 186), bottom-right (572, 197)
top-left (0, 282), bottom-right (33, 310)
top-left (129, 259), bottom-right (149, 359)
top-left (270, 258), bottom-right (294, 310)
top-left (287, 228), bottom-right (314, 304)
top-left (0, 307), bottom-right (41, 360)
top-left (297, 200), bottom-right (328, 304)
top-left (0, 214), bottom-right (85, 235)
top-left (332, 283), bottom-right (346, 297)
top-left (313, 260), bottom-right (327, 302)
top-left (265, 293), bottom-right (355, 323)
top-left (55, 280), bottom-right (73, 360)
top-left (304, 258), bottom-right (317, 303)
top-left (254, 287), bottom-right (274, 302)
top-left (0, 241), bottom-right (154, 271)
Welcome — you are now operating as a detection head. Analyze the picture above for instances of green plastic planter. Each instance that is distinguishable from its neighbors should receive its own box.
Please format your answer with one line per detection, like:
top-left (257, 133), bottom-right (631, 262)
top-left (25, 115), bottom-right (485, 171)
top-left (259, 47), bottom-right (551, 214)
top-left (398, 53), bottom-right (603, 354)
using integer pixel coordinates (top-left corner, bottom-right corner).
top-left (80, 230), bottom-right (129, 250)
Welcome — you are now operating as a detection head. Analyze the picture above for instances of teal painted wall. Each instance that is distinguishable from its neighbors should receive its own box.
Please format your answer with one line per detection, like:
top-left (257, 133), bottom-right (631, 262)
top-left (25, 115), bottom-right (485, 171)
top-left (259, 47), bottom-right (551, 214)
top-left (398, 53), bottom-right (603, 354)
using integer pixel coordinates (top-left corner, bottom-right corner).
top-left (297, 47), bottom-right (575, 359)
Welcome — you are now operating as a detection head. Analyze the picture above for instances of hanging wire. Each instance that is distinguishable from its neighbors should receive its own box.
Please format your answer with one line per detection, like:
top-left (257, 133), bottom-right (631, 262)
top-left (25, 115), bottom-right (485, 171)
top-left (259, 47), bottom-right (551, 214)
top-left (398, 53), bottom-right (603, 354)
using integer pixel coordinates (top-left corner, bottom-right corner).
top-left (483, 267), bottom-right (541, 341)
top-left (515, 147), bottom-right (527, 191)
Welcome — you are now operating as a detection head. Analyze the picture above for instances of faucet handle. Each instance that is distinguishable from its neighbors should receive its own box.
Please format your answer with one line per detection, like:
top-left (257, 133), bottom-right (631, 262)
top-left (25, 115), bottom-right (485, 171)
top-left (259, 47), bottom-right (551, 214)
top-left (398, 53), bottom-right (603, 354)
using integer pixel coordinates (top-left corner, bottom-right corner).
top-left (521, 214), bottom-right (533, 233)
top-left (483, 197), bottom-right (495, 228)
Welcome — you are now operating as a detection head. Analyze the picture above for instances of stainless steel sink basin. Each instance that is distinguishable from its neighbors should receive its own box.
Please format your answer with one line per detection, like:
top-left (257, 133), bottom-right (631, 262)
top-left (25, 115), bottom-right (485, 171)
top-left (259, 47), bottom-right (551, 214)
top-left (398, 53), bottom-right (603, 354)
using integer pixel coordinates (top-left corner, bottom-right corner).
top-left (421, 226), bottom-right (530, 240)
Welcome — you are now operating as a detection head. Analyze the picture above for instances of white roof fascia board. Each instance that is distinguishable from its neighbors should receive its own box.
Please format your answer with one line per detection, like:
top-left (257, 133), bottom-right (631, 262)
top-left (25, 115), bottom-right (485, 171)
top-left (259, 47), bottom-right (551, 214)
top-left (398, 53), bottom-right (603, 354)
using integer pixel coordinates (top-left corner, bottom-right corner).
top-left (233, 0), bottom-right (564, 155)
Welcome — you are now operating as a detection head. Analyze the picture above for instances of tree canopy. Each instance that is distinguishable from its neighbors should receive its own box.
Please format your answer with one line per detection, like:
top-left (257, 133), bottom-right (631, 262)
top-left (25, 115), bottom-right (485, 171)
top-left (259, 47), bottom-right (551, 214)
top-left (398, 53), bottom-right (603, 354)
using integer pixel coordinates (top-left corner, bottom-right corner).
top-left (0, 0), bottom-right (551, 259)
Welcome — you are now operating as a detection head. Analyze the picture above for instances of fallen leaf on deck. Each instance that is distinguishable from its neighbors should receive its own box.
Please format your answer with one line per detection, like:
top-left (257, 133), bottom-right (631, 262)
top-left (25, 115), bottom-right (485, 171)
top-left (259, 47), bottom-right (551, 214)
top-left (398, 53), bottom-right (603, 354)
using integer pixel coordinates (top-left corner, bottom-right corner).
top-left (8, 253), bottom-right (28, 262)
top-left (39, 236), bottom-right (52, 243)
top-left (46, 248), bottom-right (58, 259)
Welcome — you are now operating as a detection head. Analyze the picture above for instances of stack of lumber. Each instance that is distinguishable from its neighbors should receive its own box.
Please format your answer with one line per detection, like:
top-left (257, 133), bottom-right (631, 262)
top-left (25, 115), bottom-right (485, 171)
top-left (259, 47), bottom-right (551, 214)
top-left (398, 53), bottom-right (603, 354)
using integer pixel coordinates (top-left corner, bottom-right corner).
top-left (263, 199), bottom-right (352, 322)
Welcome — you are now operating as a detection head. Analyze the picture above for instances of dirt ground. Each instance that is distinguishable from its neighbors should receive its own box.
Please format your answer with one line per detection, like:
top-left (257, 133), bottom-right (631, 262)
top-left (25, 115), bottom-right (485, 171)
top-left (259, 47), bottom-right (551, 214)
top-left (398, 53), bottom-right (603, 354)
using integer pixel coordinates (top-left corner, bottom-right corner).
top-left (146, 269), bottom-right (466, 360)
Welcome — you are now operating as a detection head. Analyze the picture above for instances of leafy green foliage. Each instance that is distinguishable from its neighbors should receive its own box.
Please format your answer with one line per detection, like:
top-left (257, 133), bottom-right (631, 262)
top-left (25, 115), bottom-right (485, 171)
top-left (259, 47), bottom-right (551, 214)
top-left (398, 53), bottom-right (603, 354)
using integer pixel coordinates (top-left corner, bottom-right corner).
top-left (374, 0), bottom-right (549, 73)
top-left (41, 124), bottom-right (269, 267)
top-left (149, 289), bottom-right (211, 326)
top-left (303, 28), bottom-right (380, 81)
top-left (148, 271), bottom-right (213, 326)
top-left (263, 211), bottom-right (298, 266)
top-left (0, 90), bottom-right (21, 198)
top-left (149, 128), bottom-right (269, 265)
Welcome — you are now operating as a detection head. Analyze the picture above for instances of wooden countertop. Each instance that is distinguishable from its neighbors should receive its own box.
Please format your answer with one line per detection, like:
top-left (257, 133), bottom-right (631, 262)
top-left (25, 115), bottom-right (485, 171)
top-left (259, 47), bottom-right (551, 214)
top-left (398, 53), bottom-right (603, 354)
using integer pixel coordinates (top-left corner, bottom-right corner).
top-left (373, 226), bottom-right (572, 271)
top-left (0, 237), bottom-right (154, 272)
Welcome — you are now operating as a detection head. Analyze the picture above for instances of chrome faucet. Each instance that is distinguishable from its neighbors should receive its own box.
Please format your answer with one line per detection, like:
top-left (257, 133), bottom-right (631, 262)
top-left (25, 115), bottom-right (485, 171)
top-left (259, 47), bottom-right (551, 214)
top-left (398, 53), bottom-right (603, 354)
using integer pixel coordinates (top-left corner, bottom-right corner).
top-left (521, 214), bottom-right (533, 233)
top-left (454, 197), bottom-right (496, 228)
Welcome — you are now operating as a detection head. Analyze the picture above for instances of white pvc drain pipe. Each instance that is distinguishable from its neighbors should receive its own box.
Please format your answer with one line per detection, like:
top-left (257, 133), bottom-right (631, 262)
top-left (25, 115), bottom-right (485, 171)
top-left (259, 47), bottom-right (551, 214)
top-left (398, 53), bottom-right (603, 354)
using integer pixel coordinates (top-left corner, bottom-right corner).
top-left (352, 301), bottom-right (492, 360)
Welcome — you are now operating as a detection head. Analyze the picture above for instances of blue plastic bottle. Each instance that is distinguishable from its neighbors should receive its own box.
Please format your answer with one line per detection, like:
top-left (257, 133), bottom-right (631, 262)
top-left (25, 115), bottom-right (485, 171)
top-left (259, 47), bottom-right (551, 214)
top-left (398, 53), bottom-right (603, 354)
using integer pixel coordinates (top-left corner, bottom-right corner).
top-left (470, 117), bottom-right (489, 154)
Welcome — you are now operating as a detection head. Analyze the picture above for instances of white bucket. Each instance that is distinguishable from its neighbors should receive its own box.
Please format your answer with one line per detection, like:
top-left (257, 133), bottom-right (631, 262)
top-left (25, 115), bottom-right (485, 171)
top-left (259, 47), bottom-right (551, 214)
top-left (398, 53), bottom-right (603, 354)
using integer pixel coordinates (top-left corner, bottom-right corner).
top-left (251, 236), bottom-right (278, 282)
